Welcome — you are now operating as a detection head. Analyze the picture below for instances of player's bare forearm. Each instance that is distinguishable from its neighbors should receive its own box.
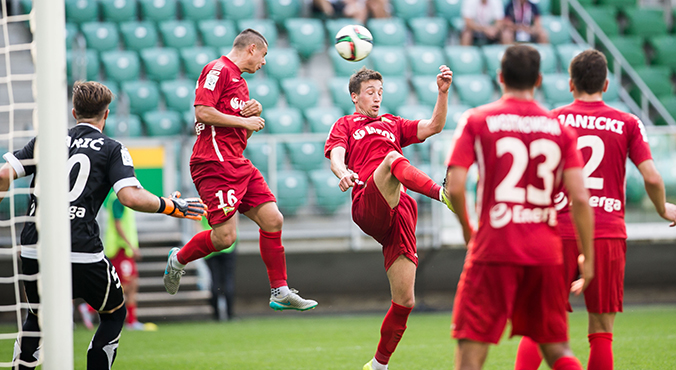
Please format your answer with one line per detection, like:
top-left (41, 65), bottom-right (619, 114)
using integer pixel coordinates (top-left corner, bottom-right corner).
top-left (638, 160), bottom-right (668, 218)
top-left (330, 147), bottom-right (358, 192)
top-left (0, 163), bottom-right (15, 204)
top-left (563, 168), bottom-right (594, 288)
top-left (446, 166), bottom-right (472, 246)
top-left (117, 186), bottom-right (162, 213)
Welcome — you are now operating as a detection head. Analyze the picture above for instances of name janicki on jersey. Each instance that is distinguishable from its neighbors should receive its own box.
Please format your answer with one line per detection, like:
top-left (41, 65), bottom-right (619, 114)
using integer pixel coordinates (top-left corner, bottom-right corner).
top-left (557, 114), bottom-right (625, 135)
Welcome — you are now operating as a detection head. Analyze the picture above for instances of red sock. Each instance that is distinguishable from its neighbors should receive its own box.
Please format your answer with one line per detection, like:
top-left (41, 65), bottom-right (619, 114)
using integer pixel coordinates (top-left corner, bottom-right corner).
top-left (588, 333), bottom-right (613, 370)
top-left (176, 230), bottom-right (217, 265)
top-left (515, 337), bottom-right (543, 370)
top-left (259, 229), bottom-right (287, 288)
top-left (391, 157), bottom-right (441, 200)
top-left (553, 356), bottom-right (583, 370)
top-left (375, 301), bottom-right (412, 365)
top-left (126, 303), bottom-right (137, 325)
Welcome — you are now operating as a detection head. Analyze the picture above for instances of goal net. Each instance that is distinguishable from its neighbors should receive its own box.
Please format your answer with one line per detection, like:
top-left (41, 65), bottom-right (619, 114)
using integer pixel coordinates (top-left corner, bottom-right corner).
top-left (0, 0), bottom-right (72, 369)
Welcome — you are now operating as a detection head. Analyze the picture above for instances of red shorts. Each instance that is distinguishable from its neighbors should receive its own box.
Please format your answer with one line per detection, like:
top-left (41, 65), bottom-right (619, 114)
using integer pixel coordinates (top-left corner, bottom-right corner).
top-left (109, 249), bottom-right (138, 286)
top-left (191, 158), bottom-right (276, 226)
top-left (352, 180), bottom-right (418, 270)
top-left (563, 238), bottom-right (626, 313)
top-left (452, 260), bottom-right (569, 344)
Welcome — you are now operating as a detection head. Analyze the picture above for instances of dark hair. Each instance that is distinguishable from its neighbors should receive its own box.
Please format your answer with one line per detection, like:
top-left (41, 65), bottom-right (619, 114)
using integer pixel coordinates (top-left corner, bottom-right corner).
top-left (72, 81), bottom-right (113, 120)
top-left (501, 44), bottom-right (540, 90)
top-left (233, 28), bottom-right (268, 49)
top-left (348, 67), bottom-right (383, 95)
top-left (569, 49), bottom-right (607, 94)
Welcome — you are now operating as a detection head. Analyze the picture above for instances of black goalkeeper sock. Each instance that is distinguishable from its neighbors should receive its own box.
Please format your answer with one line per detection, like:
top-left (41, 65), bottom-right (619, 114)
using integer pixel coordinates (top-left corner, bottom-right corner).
top-left (15, 312), bottom-right (40, 370)
top-left (87, 304), bottom-right (126, 370)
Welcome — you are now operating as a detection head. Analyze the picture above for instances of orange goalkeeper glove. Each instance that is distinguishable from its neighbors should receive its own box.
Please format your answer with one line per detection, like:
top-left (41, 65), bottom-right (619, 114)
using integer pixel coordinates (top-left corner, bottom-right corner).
top-left (157, 191), bottom-right (207, 221)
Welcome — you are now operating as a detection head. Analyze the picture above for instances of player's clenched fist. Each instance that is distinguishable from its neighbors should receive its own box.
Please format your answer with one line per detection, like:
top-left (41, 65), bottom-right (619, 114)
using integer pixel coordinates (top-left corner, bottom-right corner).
top-left (437, 65), bottom-right (453, 93)
top-left (242, 116), bottom-right (265, 132)
top-left (157, 191), bottom-right (207, 221)
top-left (241, 99), bottom-right (262, 117)
top-left (339, 172), bottom-right (359, 192)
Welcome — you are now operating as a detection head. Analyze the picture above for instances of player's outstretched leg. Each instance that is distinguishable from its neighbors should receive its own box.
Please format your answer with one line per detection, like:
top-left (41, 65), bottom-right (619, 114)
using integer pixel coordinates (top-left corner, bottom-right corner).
top-left (87, 305), bottom-right (126, 370)
top-left (164, 229), bottom-right (218, 294)
top-left (389, 155), bottom-right (454, 211)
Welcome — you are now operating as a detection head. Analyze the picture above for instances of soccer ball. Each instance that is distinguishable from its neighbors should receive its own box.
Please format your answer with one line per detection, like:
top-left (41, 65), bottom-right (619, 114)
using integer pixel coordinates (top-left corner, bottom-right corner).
top-left (334, 25), bottom-right (373, 62)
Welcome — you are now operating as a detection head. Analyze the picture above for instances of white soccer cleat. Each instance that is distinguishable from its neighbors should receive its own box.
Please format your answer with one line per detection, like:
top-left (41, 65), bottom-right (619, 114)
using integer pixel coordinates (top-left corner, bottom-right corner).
top-left (269, 288), bottom-right (318, 311)
top-left (163, 247), bottom-right (185, 295)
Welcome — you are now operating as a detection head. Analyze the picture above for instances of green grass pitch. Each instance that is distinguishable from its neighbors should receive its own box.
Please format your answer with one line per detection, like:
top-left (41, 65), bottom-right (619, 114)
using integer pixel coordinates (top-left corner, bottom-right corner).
top-left (2, 305), bottom-right (675, 369)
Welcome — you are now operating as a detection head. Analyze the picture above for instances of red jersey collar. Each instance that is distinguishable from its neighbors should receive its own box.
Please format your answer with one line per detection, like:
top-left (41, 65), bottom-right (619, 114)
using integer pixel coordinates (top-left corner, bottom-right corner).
top-left (572, 99), bottom-right (607, 108)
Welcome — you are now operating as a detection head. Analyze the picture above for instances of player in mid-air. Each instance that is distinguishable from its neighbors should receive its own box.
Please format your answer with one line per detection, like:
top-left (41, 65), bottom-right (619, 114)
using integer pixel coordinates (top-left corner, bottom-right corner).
top-left (3, 81), bottom-right (206, 370)
top-left (514, 49), bottom-right (676, 370)
top-left (445, 44), bottom-right (594, 370)
top-left (324, 65), bottom-right (455, 370)
top-left (162, 29), bottom-right (318, 311)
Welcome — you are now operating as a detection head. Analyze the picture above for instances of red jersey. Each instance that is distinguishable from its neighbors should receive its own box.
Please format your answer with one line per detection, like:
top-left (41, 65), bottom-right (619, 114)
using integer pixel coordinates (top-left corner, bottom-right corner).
top-left (324, 112), bottom-right (421, 197)
top-left (448, 97), bottom-right (583, 265)
top-left (552, 100), bottom-right (652, 239)
top-left (192, 56), bottom-right (250, 164)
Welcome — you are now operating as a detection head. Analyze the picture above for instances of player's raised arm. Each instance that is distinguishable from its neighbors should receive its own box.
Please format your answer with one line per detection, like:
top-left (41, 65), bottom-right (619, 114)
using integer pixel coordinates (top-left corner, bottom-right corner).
top-left (329, 146), bottom-right (358, 192)
top-left (563, 167), bottom-right (594, 294)
top-left (117, 186), bottom-right (207, 221)
top-left (636, 159), bottom-right (676, 225)
top-left (195, 105), bottom-right (265, 132)
top-left (417, 65), bottom-right (453, 141)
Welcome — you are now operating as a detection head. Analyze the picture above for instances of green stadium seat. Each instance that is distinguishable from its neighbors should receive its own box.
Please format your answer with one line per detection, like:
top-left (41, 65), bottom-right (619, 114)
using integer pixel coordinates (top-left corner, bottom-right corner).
top-left (284, 18), bottom-right (326, 59)
top-left (625, 160), bottom-right (644, 204)
top-left (275, 170), bottom-right (308, 215)
top-left (66, 23), bottom-right (79, 49)
top-left (655, 95), bottom-right (676, 126)
top-left (265, 0), bottom-right (302, 23)
top-left (67, 49), bottom-right (100, 82)
top-left (285, 141), bottom-right (325, 172)
top-left (391, 0), bottom-right (429, 20)
top-left (100, 80), bottom-right (120, 113)
top-left (630, 67), bottom-right (673, 105)
top-left (247, 78), bottom-right (280, 108)
top-left (555, 43), bottom-right (587, 70)
top-left (454, 74), bottom-right (494, 107)
top-left (648, 35), bottom-right (676, 72)
top-left (382, 77), bottom-right (410, 111)
top-left (310, 169), bottom-right (349, 214)
top-left (100, 0), bottom-right (137, 23)
top-left (576, 6), bottom-right (619, 38)
top-left (446, 104), bottom-right (471, 130)
top-left (532, 44), bottom-right (557, 74)
top-left (411, 75), bottom-right (450, 106)
top-left (121, 80), bottom-right (160, 115)
top-left (244, 141), bottom-right (285, 173)
top-left (120, 21), bottom-right (159, 51)
top-left (262, 107), bottom-right (304, 134)
top-left (281, 78), bottom-right (320, 109)
top-left (81, 22), bottom-right (119, 52)
top-left (198, 20), bottom-right (237, 48)
top-left (416, 139), bottom-right (431, 163)
top-left (407, 46), bottom-right (446, 76)
top-left (445, 45), bottom-right (483, 75)
top-left (102, 50), bottom-right (140, 82)
top-left (540, 15), bottom-right (570, 45)
top-left (160, 79), bottom-right (195, 112)
top-left (143, 110), bottom-right (183, 136)
top-left (139, 0), bottom-right (177, 21)
top-left (648, 132), bottom-right (675, 158)
top-left (305, 106), bottom-right (343, 133)
top-left (140, 47), bottom-right (180, 82)
top-left (367, 18), bottom-right (407, 47)
top-left (325, 18), bottom-right (360, 42)
top-left (329, 48), bottom-right (368, 77)
top-left (19, 0), bottom-right (31, 14)
top-left (66, 0), bottom-right (99, 24)
top-left (181, 47), bottom-right (218, 80)
top-left (531, 0), bottom-right (551, 14)
top-left (624, 8), bottom-right (667, 37)
top-left (370, 47), bottom-right (408, 77)
top-left (396, 104), bottom-right (432, 121)
top-left (328, 78), bottom-right (354, 113)
top-left (606, 100), bottom-right (630, 113)
top-left (159, 20), bottom-right (198, 48)
top-left (179, 0), bottom-right (217, 21)
top-left (541, 73), bottom-right (573, 105)
top-left (104, 114), bottom-right (143, 137)
top-left (595, 0), bottom-right (635, 9)
top-left (219, 0), bottom-right (255, 20)
top-left (433, 0), bottom-right (462, 22)
top-left (184, 110), bottom-right (196, 132)
top-left (262, 48), bottom-right (300, 80)
top-left (408, 17), bottom-right (448, 47)
top-left (605, 36), bottom-right (646, 71)
top-left (604, 74), bottom-right (620, 101)
top-left (481, 44), bottom-right (508, 78)
top-left (237, 19), bottom-right (277, 47)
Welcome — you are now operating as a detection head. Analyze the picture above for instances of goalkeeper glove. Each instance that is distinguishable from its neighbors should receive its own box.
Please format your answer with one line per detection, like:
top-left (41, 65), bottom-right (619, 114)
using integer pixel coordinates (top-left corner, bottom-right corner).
top-left (157, 191), bottom-right (207, 221)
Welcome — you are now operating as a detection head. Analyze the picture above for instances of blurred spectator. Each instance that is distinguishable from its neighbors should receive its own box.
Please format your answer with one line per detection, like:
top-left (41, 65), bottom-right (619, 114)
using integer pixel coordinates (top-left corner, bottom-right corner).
top-left (461, 0), bottom-right (507, 46)
top-left (503, 0), bottom-right (548, 43)
top-left (202, 219), bottom-right (238, 321)
top-left (312, 0), bottom-right (390, 25)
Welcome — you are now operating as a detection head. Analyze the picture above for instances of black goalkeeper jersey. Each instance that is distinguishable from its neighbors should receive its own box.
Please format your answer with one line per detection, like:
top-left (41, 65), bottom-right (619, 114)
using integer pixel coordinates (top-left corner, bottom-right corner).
top-left (4, 123), bottom-right (141, 263)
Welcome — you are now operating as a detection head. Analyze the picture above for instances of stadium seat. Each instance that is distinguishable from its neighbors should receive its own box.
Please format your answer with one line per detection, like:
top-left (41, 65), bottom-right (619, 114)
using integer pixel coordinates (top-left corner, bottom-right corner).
top-left (596, 0), bottom-right (635, 9)
top-left (329, 48), bottom-right (368, 77)
top-left (408, 17), bottom-right (448, 47)
top-left (262, 107), bottom-right (304, 134)
top-left (262, 48), bottom-right (300, 80)
top-left (605, 36), bottom-right (646, 71)
top-left (382, 77), bottom-right (410, 111)
top-left (179, 0), bottom-right (217, 21)
top-left (237, 19), bottom-right (277, 47)
top-left (625, 161), bottom-right (645, 204)
top-left (540, 73), bottom-right (573, 105)
top-left (648, 35), bottom-right (676, 73)
top-left (100, 0), bottom-right (137, 23)
top-left (184, 110), bottom-right (196, 132)
top-left (370, 47), bottom-right (408, 76)
top-left (624, 8), bottom-right (668, 37)
top-left (67, 49), bottom-right (100, 82)
top-left (629, 67), bottom-right (673, 105)
top-left (139, 0), bottom-right (177, 21)
top-left (244, 141), bottom-right (285, 173)
top-left (219, 0), bottom-right (255, 20)
top-left (325, 18), bottom-right (360, 42)
top-left (281, 78), bottom-right (320, 110)
top-left (453, 74), bottom-right (494, 107)
top-left (159, 20), bottom-right (198, 49)
top-left (100, 80), bottom-right (120, 113)
top-left (66, 23), bottom-right (79, 49)
top-left (532, 44), bottom-right (558, 74)
top-left (328, 78), bottom-right (355, 113)
top-left (104, 114), bottom-right (143, 137)
top-left (285, 141), bottom-right (326, 172)
top-left (391, 0), bottom-right (429, 20)
top-left (446, 104), bottom-right (471, 130)
top-left (411, 75), bottom-right (450, 106)
top-left (81, 22), bottom-right (120, 52)
top-left (604, 73), bottom-right (620, 102)
top-left (101, 50), bottom-right (140, 82)
top-left (531, 0), bottom-right (551, 14)
top-left (396, 105), bottom-right (433, 121)
top-left (310, 169), bottom-right (349, 214)
top-left (140, 47), bottom-right (180, 82)
top-left (407, 46), bottom-right (446, 76)
top-left (247, 78), bottom-right (281, 108)
top-left (656, 95), bottom-right (676, 125)
top-left (198, 20), bottom-right (237, 49)
top-left (121, 80), bottom-right (160, 115)
top-left (160, 79), bottom-right (195, 112)
top-left (284, 18), bottom-right (326, 59)
top-left (265, 0), bottom-right (302, 23)
top-left (555, 43), bottom-right (587, 70)
top-left (143, 110), bottom-right (183, 136)
top-left (19, 0), bottom-right (31, 14)
top-left (305, 106), bottom-right (343, 133)
top-left (575, 6), bottom-right (619, 38)
top-left (275, 170), bottom-right (308, 215)
top-left (445, 45), bottom-right (484, 75)
top-left (433, 0), bottom-right (462, 22)
top-left (366, 18), bottom-right (407, 47)
top-left (416, 139), bottom-right (431, 163)
top-left (605, 100), bottom-right (630, 113)
top-left (540, 15), bottom-right (570, 45)
top-left (181, 47), bottom-right (218, 81)
top-left (66, 0), bottom-right (99, 24)
top-left (120, 21), bottom-right (159, 51)
top-left (481, 44), bottom-right (508, 78)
